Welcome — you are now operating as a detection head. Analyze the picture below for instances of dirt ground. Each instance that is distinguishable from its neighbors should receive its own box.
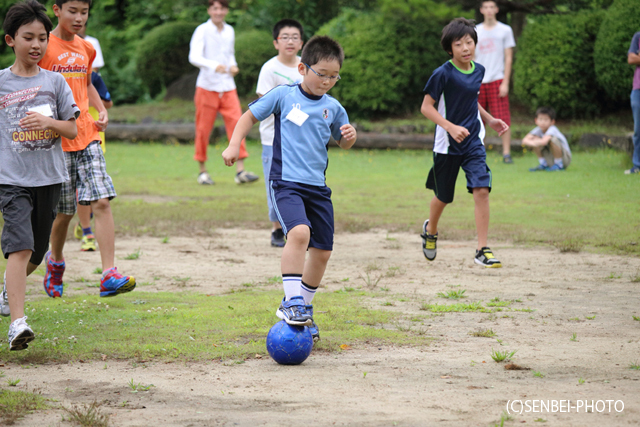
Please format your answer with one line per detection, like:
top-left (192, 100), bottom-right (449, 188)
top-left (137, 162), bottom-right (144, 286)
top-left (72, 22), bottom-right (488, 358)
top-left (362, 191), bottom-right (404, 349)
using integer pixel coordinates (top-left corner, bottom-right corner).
top-left (6, 229), bottom-right (640, 426)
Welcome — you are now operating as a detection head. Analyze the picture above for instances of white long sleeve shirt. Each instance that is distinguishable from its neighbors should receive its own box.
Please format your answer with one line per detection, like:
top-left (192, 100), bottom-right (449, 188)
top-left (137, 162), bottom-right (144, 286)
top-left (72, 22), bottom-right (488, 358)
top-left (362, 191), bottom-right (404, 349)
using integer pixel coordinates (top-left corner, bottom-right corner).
top-left (189, 20), bottom-right (238, 93)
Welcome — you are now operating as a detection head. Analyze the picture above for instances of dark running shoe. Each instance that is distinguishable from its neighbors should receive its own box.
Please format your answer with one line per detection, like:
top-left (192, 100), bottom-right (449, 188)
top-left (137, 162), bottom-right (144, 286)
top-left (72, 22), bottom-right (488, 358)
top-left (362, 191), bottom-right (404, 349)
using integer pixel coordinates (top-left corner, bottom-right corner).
top-left (420, 219), bottom-right (438, 261)
top-left (276, 296), bottom-right (312, 326)
top-left (271, 229), bottom-right (285, 247)
top-left (474, 247), bottom-right (502, 268)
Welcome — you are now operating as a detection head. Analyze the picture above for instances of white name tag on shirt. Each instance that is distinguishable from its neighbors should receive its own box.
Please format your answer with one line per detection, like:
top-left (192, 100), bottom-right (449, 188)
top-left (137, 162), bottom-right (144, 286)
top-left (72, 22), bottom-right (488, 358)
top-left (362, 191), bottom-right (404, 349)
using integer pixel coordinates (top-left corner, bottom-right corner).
top-left (286, 107), bottom-right (309, 126)
top-left (29, 104), bottom-right (53, 117)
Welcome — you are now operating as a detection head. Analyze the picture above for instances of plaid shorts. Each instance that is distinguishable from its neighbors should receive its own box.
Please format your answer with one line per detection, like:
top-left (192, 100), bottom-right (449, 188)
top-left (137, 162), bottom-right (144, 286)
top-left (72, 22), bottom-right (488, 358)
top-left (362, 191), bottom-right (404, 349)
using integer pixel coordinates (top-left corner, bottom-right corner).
top-left (478, 79), bottom-right (511, 126)
top-left (58, 141), bottom-right (116, 215)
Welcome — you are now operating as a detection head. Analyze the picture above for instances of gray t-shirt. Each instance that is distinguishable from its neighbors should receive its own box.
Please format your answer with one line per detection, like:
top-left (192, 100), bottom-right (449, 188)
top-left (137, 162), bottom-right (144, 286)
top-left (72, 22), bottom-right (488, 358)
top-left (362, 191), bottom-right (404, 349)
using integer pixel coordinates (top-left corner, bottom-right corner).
top-left (0, 67), bottom-right (79, 187)
top-left (529, 125), bottom-right (571, 155)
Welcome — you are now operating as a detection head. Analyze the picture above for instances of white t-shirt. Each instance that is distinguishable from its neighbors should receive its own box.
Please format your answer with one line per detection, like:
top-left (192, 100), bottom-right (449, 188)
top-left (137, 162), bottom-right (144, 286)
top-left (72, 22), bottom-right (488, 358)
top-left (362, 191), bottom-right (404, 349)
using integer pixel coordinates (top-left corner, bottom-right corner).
top-left (475, 22), bottom-right (516, 84)
top-left (84, 35), bottom-right (104, 70)
top-left (529, 125), bottom-right (571, 156)
top-left (255, 56), bottom-right (302, 146)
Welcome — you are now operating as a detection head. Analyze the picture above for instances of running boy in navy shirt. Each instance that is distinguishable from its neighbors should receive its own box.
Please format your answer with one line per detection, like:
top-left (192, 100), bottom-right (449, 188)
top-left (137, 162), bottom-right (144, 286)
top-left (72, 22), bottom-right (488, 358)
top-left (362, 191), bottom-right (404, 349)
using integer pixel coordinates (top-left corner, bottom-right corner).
top-left (420, 18), bottom-right (508, 268)
top-left (222, 36), bottom-right (357, 341)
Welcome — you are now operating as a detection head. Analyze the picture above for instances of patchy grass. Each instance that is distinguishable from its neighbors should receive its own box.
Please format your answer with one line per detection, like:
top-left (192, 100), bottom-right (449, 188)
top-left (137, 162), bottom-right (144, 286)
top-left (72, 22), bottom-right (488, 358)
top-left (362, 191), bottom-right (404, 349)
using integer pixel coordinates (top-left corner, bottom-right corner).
top-left (0, 290), bottom-right (432, 363)
top-left (62, 401), bottom-right (110, 427)
top-left (0, 389), bottom-right (48, 425)
top-left (469, 329), bottom-right (496, 338)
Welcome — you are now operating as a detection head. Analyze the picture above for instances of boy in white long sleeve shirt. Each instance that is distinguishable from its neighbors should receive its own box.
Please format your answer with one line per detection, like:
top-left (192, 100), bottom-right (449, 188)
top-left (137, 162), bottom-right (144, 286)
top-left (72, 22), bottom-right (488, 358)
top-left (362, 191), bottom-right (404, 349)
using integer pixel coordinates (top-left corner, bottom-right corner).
top-left (189, 0), bottom-right (258, 185)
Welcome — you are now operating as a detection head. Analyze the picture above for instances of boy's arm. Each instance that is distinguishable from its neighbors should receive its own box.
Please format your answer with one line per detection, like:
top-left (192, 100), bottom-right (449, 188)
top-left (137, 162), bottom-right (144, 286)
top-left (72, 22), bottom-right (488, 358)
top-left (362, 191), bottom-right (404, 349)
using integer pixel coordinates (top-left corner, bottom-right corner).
top-left (499, 47), bottom-right (513, 97)
top-left (88, 81), bottom-right (108, 131)
top-left (222, 110), bottom-right (259, 166)
top-left (421, 94), bottom-right (469, 143)
top-left (628, 52), bottom-right (640, 65)
top-left (478, 103), bottom-right (509, 136)
top-left (19, 114), bottom-right (77, 140)
top-left (337, 124), bottom-right (357, 149)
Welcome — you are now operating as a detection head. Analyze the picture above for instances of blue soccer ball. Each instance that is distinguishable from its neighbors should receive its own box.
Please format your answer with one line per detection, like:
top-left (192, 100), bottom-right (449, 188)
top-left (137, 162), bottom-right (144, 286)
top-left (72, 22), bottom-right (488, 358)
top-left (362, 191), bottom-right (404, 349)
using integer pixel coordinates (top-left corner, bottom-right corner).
top-left (266, 320), bottom-right (313, 365)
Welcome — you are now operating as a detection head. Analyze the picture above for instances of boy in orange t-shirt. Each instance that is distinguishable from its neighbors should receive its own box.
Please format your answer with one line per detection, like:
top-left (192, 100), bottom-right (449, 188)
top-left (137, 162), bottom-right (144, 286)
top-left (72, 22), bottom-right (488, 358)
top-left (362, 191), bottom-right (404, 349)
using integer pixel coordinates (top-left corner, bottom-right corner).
top-left (38, 0), bottom-right (135, 298)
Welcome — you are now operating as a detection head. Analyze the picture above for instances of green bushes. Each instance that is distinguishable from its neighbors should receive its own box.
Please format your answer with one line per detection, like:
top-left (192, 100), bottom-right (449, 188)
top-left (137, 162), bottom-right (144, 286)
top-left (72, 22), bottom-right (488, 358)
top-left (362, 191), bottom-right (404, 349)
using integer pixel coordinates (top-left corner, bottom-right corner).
top-left (234, 30), bottom-right (276, 97)
top-left (513, 10), bottom-right (604, 119)
top-left (594, 0), bottom-right (640, 102)
top-left (136, 22), bottom-right (199, 98)
top-left (317, 9), bottom-right (451, 119)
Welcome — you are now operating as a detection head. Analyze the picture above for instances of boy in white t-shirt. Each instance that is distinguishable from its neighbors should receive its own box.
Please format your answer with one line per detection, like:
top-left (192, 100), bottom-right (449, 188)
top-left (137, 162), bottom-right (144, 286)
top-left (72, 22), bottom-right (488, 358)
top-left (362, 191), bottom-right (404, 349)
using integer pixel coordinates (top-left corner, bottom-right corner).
top-left (256, 19), bottom-right (304, 247)
top-left (522, 107), bottom-right (572, 171)
top-left (475, 0), bottom-right (516, 164)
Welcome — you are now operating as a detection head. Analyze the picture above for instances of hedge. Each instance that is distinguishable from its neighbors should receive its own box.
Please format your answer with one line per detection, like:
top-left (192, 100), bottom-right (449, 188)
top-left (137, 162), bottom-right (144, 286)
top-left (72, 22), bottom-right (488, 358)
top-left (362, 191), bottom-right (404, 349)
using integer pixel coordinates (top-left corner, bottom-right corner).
top-left (513, 10), bottom-right (604, 119)
top-left (316, 10), bottom-right (450, 119)
top-left (234, 30), bottom-right (277, 97)
top-left (594, 0), bottom-right (640, 103)
top-left (136, 22), bottom-right (199, 98)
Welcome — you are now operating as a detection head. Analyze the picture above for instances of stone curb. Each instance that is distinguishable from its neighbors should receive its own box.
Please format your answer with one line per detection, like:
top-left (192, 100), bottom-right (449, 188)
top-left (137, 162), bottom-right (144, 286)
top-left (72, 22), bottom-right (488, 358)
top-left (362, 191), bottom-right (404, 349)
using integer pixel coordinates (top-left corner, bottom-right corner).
top-left (105, 123), bottom-right (632, 154)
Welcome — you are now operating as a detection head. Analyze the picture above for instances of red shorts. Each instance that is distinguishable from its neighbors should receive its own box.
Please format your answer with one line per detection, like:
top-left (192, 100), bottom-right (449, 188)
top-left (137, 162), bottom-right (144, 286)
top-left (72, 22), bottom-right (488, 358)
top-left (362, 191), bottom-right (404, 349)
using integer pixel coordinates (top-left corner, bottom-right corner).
top-left (478, 79), bottom-right (511, 126)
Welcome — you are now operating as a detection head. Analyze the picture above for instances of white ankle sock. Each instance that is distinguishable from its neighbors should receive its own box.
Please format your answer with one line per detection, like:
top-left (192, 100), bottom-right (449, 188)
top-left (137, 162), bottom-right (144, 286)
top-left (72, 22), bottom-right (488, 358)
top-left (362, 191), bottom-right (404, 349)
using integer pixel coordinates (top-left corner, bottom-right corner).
top-left (283, 274), bottom-right (302, 301)
top-left (300, 281), bottom-right (318, 305)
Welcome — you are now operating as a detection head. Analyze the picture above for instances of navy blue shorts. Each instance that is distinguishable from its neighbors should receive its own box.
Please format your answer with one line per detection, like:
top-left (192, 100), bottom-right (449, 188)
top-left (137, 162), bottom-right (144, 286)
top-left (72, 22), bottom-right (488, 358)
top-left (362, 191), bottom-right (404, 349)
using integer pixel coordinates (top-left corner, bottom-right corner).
top-left (270, 180), bottom-right (334, 251)
top-left (426, 145), bottom-right (492, 204)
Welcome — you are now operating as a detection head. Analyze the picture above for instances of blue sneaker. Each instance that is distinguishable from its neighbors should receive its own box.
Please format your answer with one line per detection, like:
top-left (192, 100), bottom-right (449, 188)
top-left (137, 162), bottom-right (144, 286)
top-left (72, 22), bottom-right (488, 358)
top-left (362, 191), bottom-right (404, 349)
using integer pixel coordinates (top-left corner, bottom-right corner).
top-left (529, 164), bottom-right (548, 172)
top-left (276, 296), bottom-right (312, 326)
top-left (547, 164), bottom-right (564, 171)
top-left (624, 166), bottom-right (640, 175)
top-left (306, 305), bottom-right (320, 343)
top-left (43, 251), bottom-right (64, 298)
top-left (100, 267), bottom-right (136, 297)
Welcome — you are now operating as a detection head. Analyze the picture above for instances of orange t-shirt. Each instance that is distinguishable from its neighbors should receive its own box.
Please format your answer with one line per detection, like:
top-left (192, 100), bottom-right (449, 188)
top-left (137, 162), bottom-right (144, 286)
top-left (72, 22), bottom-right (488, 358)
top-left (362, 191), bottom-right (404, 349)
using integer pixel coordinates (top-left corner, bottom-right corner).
top-left (39, 34), bottom-right (100, 152)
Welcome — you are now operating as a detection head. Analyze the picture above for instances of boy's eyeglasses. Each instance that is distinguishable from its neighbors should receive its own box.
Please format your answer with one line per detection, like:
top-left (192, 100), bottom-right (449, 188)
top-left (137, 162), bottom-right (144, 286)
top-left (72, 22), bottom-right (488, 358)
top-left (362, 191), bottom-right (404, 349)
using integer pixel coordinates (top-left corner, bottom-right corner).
top-left (303, 63), bottom-right (341, 82)
top-left (277, 36), bottom-right (301, 42)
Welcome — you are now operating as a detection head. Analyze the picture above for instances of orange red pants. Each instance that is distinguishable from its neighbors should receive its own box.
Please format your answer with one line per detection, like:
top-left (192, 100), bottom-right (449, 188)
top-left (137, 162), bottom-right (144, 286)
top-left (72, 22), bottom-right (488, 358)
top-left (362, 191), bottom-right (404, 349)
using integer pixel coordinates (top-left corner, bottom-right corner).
top-left (194, 87), bottom-right (247, 162)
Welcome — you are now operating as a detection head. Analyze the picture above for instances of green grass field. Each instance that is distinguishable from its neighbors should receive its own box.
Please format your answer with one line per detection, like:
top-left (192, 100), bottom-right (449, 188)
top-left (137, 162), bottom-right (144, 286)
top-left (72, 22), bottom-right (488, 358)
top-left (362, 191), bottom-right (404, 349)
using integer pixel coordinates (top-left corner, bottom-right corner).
top-left (99, 141), bottom-right (639, 255)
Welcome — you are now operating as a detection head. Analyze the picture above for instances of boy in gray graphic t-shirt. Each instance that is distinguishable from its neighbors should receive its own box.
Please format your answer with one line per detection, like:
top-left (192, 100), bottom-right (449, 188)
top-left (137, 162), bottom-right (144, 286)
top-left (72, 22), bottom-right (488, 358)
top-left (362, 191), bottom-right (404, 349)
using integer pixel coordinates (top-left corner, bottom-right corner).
top-left (0, 0), bottom-right (79, 351)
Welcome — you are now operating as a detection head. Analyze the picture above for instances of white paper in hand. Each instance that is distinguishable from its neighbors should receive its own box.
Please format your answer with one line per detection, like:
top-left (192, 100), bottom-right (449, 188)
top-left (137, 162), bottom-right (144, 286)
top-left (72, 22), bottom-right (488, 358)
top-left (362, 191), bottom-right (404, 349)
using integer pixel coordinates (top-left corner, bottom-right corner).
top-left (29, 104), bottom-right (54, 117)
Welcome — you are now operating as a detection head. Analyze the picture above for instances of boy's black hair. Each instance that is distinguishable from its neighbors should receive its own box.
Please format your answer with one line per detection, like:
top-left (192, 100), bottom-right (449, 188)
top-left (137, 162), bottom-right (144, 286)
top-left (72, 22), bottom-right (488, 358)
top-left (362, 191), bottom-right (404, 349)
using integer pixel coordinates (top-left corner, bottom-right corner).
top-left (55, 0), bottom-right (92, 7)
top-left (535, 106), bottom-right (556, 121)
top-left (208, 0), bottom-right (229, 7)
top-left (272, 19), bottom-right (304, 41)
top-left (479, 0), bottom-right (498, 7)
top-left (3, 0), bottom-right (53, 40)
top-left (440, 17), bottom-right (477, 57)
top-left (300, 35), bottom-right (344, 67)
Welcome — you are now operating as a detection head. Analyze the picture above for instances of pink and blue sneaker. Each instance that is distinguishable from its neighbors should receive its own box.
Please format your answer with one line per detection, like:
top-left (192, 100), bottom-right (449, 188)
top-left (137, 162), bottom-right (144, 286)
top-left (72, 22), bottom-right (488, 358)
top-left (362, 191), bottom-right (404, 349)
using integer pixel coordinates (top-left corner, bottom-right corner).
top-left (43, 251), bottom-right (65, 298)
top-left (100, 267), bottom-right (136, 297)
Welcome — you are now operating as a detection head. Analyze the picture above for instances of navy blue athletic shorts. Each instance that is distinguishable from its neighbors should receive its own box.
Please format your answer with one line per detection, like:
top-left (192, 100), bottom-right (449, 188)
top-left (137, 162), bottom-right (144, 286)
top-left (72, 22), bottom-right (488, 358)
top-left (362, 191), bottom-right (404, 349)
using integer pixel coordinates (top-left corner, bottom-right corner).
top-left (270, 180), bottom-right (334, 251)
top-left (426, 144), bottom-right (492, 204)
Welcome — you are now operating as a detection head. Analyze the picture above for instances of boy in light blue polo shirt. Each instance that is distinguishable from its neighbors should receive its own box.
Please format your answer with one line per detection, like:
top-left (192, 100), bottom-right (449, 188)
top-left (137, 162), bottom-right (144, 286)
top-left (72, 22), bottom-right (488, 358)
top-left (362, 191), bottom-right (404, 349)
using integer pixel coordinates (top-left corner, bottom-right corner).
top-left (223, 36), bottom-right (357, 342)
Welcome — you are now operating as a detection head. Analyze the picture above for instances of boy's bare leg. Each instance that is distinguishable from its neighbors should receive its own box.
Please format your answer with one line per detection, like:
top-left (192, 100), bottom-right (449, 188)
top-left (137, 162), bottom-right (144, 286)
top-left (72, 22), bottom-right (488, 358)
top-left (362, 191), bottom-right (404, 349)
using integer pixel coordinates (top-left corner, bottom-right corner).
top-left (236, 159), bottom-right (245, 174)
top-left (550, 141), bottom-right (563, 159)
top-left (302, 248), bottom-right (332, 287)
top-left (501, 128), bottom-right (512, 156)
top-left (532, 146), bottom-right (543, 158)
top-left (91, 198), bottom-right (115, 271)
top-left (427, 196), bottom-right (447, 235)
top-left (281, 224), bottom-right (309, 274)
top-left (473, 187), bottom-right (490, 250)
top-left (6, 250), bottom-right (30, 321)
top-left (77, 203), bottom-right (92, 229)
top-left (50, 213), bottom-right (73, 261)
